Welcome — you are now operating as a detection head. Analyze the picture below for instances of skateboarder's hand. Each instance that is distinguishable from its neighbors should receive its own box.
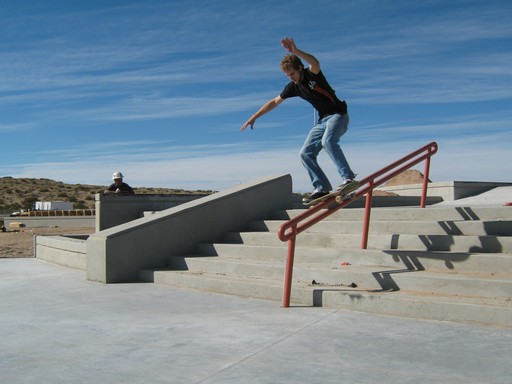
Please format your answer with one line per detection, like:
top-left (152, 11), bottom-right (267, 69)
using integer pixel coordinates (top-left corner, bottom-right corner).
top-left (281, 37), bottom-right (297, 54)
top-left (241, 120), bottom-right (254, 131)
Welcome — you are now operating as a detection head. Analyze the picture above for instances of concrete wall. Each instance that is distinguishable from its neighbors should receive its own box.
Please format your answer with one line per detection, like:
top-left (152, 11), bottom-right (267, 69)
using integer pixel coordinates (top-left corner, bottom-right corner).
top-left (378, 181), bottom-right (512, 201)
top-left (95, 193), bottom-right (207, 231)
top-left (36, 235), bottom-right (88, 270)
top-left (86, 174), bottom-right (293, 283)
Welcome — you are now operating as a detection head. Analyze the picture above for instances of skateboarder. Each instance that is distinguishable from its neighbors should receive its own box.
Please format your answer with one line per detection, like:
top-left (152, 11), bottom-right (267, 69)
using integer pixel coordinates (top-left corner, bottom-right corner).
top-left (241, 37), bottom-right (357, 202)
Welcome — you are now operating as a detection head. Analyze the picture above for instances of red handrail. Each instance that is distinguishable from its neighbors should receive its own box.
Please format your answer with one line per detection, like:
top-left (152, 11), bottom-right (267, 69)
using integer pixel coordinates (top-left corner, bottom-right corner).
top-left (278, 141), bottom-right (438, 307)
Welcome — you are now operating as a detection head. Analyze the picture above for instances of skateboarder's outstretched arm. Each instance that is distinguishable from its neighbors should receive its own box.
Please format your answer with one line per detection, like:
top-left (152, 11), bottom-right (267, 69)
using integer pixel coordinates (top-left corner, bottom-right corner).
top-left (241, 37), bottom-right (316, 132)
top-left (241, 95), bottom-right (284, 131)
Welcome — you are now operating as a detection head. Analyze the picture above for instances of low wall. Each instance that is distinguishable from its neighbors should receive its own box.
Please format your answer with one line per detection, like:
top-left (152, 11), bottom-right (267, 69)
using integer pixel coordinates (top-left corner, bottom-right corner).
top-left (87, 174), bottom-right (293, 283)
top-left (36, 235), bottom-right (88, 270)
top-left (378, 181), bottom-right (512, 201)
top-left (95, 193), bottom-right (207, 231)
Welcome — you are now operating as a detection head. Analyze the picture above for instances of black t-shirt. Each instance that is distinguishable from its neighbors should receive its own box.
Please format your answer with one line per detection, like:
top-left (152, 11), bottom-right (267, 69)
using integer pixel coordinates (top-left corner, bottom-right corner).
top-left (106, 182), bottom-right (134, 194)
top-left (280, 68), bottom-right (347, 119)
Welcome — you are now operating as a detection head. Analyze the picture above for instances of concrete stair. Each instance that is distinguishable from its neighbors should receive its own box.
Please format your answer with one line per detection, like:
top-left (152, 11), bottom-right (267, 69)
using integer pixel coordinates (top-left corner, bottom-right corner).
top-left (141, 206), bottom-right (512, 327)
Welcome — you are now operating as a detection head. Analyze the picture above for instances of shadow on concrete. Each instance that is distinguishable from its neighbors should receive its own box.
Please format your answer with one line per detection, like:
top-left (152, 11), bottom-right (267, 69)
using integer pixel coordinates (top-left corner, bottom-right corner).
top-left (371, 268), bottom-right (419, 291)
top-left (311, 288), bottom-right (376, 307)
top-left (454, 206), bottom-right (480, 220)
top-left (385, 249), bottom-right (471, 270)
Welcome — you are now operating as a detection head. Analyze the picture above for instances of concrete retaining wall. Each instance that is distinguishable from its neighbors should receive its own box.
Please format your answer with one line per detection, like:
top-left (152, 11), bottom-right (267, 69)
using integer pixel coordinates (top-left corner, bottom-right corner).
top-left (86, 174), bottom-right (293, 283)
top-left (95, 193), bottom-right (208, 231)
top-left (379, 181), bottom-right (512, 201)
top-left (36, 235), bottom-right (88, 270)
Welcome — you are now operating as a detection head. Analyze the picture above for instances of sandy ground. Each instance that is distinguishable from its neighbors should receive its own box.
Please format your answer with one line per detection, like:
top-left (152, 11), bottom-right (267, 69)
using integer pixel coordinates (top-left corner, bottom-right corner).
top-left (0, 227), bottom-right (95, 258)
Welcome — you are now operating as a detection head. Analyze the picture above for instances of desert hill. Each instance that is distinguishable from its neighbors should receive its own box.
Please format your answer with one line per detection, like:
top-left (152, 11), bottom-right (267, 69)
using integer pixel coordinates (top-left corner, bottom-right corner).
top-left (0, 177), bottom-right (214, 213)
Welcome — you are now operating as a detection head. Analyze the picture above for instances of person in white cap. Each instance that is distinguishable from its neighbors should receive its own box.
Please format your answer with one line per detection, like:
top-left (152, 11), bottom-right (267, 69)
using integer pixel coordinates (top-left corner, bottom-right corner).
top-left (103, 171), bottom-right (135, 195)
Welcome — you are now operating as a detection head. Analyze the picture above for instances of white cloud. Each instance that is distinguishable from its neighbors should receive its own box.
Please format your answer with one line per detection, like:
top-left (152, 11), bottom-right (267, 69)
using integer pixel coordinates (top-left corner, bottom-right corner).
top-left (3, 132), bottom-right (511, 193)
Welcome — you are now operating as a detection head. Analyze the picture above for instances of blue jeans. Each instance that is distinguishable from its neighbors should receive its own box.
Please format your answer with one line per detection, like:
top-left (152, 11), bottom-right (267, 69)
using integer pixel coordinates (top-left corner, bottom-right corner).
top-left (299, 113), bottom-right (355, 191)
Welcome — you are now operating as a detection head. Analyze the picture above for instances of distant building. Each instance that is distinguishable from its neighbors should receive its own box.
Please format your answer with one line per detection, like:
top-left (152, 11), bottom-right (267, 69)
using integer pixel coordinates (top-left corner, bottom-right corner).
top-left (35, 201), bottom-right (74, 211)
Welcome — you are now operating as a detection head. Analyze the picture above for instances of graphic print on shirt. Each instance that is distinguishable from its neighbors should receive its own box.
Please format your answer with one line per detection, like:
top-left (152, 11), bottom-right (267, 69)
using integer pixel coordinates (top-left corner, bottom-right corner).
top-left (308, 80), bottom-right (335, 104)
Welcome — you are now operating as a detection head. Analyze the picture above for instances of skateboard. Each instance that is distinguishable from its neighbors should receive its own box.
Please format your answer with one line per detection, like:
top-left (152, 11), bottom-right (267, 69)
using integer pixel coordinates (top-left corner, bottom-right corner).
top-left (303, 181), bottom-right (359, 206)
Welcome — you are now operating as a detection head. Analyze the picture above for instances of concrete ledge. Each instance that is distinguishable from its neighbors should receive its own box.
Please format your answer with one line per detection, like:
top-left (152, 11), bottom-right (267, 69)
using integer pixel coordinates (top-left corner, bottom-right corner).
top-left (434, 186), bottom-right (512, 207)
top-left (95, 193), bottom-right (208, 231)
top-left (36, 235), bottom-right (88, 270)
top-left (379, 181), bottom-right (512, 201)
top-left (86, 175), bottom-right (293, 283)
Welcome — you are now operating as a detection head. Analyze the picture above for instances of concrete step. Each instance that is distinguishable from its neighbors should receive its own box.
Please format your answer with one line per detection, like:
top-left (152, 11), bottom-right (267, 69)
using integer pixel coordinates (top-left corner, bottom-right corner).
top-left (141, 204), bottom-right (512, 327)
top-left (165, 255), bottom-right (512, 299)
top-left (224, 231), bottom-right (512, 253)
top-left (292, 194), bottom-right (444, 209)
top-left (272, 206), bottom-right (512, 222)
top-left (197, 243), bottom-right (512, 276)
top-left (142, 270), bottom-right (314, 305)
top-left (35, 235), bottom-right (87, 270)
top-left (251, 219), bottom-right (512, 236)
top-left (317, 289), bottom-right (512, 328)
top-left (142, 269), bottom-right (512, 328)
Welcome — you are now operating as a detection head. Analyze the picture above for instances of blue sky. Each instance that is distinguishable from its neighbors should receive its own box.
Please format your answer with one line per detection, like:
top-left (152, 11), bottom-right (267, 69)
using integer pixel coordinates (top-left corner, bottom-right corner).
top-left (1, 0), bottom-right (511, 192)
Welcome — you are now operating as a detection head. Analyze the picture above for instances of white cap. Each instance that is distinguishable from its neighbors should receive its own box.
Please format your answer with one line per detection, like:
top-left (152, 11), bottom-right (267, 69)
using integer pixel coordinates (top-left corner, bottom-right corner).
top-left (112, 171), bottom-right (124, 180)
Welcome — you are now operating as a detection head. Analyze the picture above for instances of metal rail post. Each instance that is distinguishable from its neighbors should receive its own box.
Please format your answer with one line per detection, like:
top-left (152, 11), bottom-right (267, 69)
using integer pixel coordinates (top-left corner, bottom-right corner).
top-left (282, 224), bottom-right (297, 308)
top-left (420, 153), bottom-right (432, 208)
top-left (361, 180), bottom-right (374, 249)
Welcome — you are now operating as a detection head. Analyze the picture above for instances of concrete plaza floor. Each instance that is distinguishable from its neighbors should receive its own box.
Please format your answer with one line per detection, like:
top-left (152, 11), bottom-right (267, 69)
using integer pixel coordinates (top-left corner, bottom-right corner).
top-left (1, 258), bottom-right (511, 384)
